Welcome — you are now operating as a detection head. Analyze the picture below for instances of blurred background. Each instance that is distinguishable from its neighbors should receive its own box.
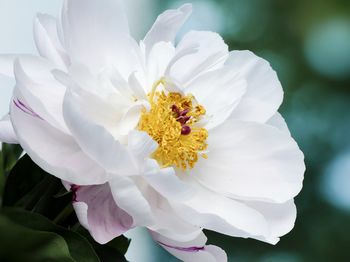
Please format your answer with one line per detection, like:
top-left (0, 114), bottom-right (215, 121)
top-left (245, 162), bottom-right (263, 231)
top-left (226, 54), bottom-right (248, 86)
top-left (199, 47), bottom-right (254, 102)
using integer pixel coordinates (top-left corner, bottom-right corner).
top-left (1, 0), bottom-right (350, 261)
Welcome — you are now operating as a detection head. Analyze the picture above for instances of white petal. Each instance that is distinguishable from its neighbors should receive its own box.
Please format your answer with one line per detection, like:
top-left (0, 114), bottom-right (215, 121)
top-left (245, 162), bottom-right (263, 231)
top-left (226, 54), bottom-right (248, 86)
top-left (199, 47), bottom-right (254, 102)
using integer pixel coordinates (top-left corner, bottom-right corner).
top-left (184, 66), bottom-right (247, 129)
top-left (56, 66), bottom-right (148, 142)
top-left (128, 72), bottom-right (147, 100)
top-left (0, 114), bottom-right (18, 144)
top-left (55, 64), bottom-right (125, 102)
top-left (146, 41), bottom-right (176, 87)
top-left (168, 31), bottom-right (229, 85)
top-left (144, 167), bottom-right (194, 202)
top-left (62, 89), bottom-right (138, 175)
top-left (117, 102), bottom-right (147, 137)
top-left (143, 4), bottom-right (192, 53)
top-left (127, 130), bottom-right (195, 201)
top-left (108, 67), bottom-right (132, 99)
top-left (109, 176), bottom-right (154, 227)
top-left (62, 0), bottom-right (129, 39)
top-left (151, 230), bottom-right (227, 262)
top-left (0, 54), bottom-right (37, 78)
top-left (14, 58), bottom-right (69, 133)
top-left (73, 202), bottom-right (89, 228)
top-left (172, 181), bottom-right (269, 239)
top-left (194, 120), bottom-right (305, 203)
top-left (11, 88), bottom-right (108, 185)
top-left (34, 13), bottom-right (69, 69)
top-left (141, 184), bottom-right (201, 242)
top-left (266, 112), bottom-right (291, 135)
top-left (72, 184), bottom-right (133, 244)
top-left (62, 0), bottom-right (140, 78)
top-left (226, 51), bottom-right (283, 123)
top-left (127, 130), bottom-right (158, 162)
top-left (242, 200), bottom-right (297, 244)
top-left (53, 69), bottom-right (127, 141)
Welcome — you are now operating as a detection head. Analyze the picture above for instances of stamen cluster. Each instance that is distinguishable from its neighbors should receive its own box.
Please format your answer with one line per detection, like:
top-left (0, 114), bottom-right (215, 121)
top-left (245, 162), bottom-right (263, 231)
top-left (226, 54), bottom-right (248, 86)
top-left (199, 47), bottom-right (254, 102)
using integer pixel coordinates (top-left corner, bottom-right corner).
top-left (138, 91), bottom-right (208, 170)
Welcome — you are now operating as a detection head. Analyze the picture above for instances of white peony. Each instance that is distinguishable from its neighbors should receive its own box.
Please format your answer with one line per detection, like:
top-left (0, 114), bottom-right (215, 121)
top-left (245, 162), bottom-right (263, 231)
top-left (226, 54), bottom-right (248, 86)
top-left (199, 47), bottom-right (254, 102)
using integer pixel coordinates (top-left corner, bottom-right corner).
top-left (0, 0), bottom-right (305, 261)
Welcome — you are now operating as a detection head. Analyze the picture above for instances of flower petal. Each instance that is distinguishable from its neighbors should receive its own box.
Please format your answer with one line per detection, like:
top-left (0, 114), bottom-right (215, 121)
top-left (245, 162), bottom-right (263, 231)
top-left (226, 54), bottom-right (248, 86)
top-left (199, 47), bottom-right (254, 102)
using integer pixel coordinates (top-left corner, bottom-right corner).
top-left (62, 88), bottom-right (138, 175)
top-left (10, 88), bottom-right (108, 185)
top-left (62, 0), bottom-right (140, 77)
top-left (34, 13), bottom-right (69, 69)
top-left (127, 130), bottom-right (158, 162)
top-left (159, 176), bottom-right (294, 244)
top-left (143, 4), bottom-right (192, 53)
top-left (117, 102), bottom-right (148, 137)
top-left (127, 130), bottom-right (195, 202)
top-left (14, 57), bottom-right (69, 133)
top-left (168, 31), bottom-right (229, 85)
top-left (226, 51), bottom-right (283, 123)
top-left (194, 120), bottom-right (305, 203)
top-left (266, 112), bottom-right (291, 135)
top-left (141, 184), bottom-right (201, 242)
top-left (183, 65), bottom-right (246, 129)
top-left (0, 54), bottom-right (37, 78)
top-left (109, 176), bottom-right (154, 227)
top-left (146, 41), bottom-right (176, 88)
top-left (242, 200), bottom-right (297, 244)
top-left (0, 114), bottom-right (18, 144)
top-left (150, 230), bottom-right (227, 262)
top-left (72, 183), bottom-right (133, 244)
top-left (144, 167), bottom-right (194, 202)
top-left (171, 181), bottom-right (269, 239)
top-left (53, 64), bottom-right (147, 143)
top-left (128, 72), bottom-right (147, 100)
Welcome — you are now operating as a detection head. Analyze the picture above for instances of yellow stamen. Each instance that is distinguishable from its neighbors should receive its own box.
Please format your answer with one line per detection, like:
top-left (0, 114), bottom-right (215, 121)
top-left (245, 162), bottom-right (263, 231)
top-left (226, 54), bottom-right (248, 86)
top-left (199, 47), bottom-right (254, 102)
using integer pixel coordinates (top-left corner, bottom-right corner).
top-left (138, 81), bottom-right (208, 170)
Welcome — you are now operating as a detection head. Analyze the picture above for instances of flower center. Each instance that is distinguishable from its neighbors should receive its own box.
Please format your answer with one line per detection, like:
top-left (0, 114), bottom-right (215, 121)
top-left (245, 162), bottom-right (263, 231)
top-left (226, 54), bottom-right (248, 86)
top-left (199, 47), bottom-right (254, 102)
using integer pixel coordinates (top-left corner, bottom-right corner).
top-left (138, 80), bottom-right (208, 170)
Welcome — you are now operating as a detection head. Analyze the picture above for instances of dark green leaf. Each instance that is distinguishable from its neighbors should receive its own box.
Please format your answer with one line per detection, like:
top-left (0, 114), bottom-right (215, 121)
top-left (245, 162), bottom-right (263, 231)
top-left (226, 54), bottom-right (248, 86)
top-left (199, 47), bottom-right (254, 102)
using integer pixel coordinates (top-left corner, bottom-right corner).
top-left (76, 226), bottom-right (130, 262)
top-left (3, 154), bottom-right (75, 224)
top-left (107, 235), bottom-right (132, 256)
top-left (1, 143), bottom-right (23, 173)
top-left (2, 155), bottom-right (129, 261)
top-left (0, 208), bottom-right (100, 262)
top-left (0, 214), bottom-right (75, 262)
top-left (3, 154), bottom-right (47, 207)
top-left (54, 187), bottom-right (74, 198)
top-left (0, 148), bottom-right (4, 204)
top-left (0, 144), bottom-right (22, 204)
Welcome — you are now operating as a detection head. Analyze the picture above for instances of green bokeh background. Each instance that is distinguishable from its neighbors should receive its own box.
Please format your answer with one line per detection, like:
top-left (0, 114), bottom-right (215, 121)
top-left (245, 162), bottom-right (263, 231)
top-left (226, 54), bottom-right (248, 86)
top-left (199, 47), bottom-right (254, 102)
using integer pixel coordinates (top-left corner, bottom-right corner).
top-left (148, 0), bottom-right (350, 261)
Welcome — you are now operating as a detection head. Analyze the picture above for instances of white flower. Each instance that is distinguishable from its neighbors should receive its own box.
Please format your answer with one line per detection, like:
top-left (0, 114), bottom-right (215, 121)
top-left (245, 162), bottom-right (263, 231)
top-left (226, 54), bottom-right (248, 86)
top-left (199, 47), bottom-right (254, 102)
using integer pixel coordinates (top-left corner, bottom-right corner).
top-left (0, 0), bottom-right (305, 261)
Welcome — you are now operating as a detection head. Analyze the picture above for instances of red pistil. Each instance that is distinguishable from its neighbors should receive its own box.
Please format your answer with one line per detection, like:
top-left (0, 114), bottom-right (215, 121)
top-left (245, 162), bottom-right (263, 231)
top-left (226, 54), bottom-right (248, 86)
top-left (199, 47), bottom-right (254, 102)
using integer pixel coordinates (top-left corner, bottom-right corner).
top-left (171, 104), bottom-right (180, 114)
top-left (181, 125), bottom-right (191, 135)
top-left (176, 115), bottom-right (191, 124)
top-left (171, 104), bottom-right (192, 135)
top-left (179, 108), bottom-right (190, 116)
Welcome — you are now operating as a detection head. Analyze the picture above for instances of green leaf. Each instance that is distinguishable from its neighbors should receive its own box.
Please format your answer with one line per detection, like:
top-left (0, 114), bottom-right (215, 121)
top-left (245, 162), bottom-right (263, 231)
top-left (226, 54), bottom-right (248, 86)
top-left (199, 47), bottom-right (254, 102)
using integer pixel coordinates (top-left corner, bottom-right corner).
top-left (76, 226), bottom-right (130, 262)
top-left (3, 154), bottom-right (48, 207)
top-left (0, 214), bottom-right (74, 262)
top-left (107, 235), bottom-right (132, 256)
top-left (0, 149), bottom-right (4, 204)
top-left (0, 144), bottom-right (22, 204)
top-left (2, 155), bottom-right (129, 261)
top-left (3, 155), bottom-right (74, 224)
top-left (0, 208), bottom-right (100, 262)
top-left (1, 143), bottom-right (23, 173)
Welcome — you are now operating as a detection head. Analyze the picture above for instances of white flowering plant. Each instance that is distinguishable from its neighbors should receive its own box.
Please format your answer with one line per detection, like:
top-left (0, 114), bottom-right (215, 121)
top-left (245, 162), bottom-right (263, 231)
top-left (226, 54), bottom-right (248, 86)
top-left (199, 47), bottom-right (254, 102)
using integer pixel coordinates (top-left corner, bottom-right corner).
top-left (0, 1), bottom-right (305, 261)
